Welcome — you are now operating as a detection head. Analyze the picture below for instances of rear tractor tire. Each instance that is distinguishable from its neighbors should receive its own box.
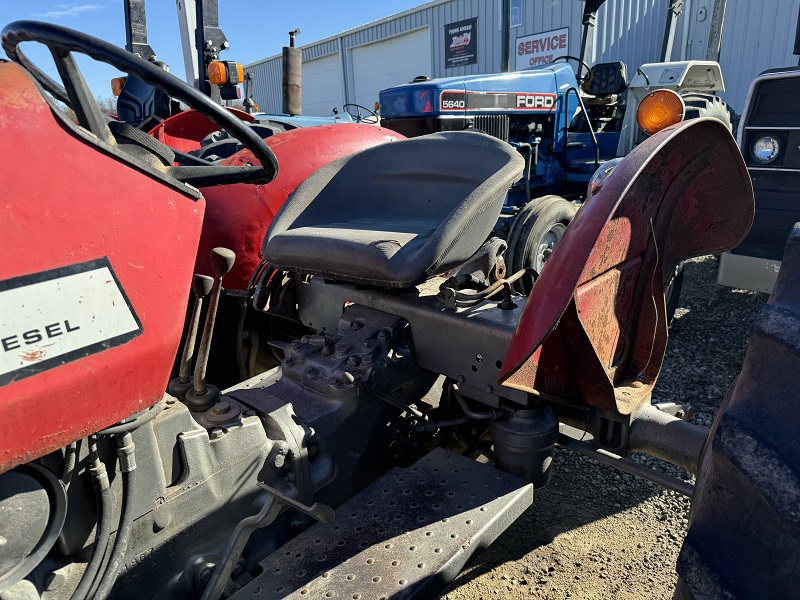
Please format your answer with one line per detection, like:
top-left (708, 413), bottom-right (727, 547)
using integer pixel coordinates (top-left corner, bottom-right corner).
top-left (665, 262), bottom-right (685, 324)
top-left (506, 195), bottom-right (577, 294)
top-left (675, 225), bottom-right (800, 598)
top-left (681, 93), bottom-right (734, 134)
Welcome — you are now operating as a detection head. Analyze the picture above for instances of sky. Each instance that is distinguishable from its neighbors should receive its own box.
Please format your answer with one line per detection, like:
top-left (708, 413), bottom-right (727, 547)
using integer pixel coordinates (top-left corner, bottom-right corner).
top-left (1, 0), bottom-right (427, 97)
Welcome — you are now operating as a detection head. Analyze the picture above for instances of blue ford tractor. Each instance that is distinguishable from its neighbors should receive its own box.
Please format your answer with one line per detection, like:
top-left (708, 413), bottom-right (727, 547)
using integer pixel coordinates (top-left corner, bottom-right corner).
top-left (379, 0), bottom-right (733, 311)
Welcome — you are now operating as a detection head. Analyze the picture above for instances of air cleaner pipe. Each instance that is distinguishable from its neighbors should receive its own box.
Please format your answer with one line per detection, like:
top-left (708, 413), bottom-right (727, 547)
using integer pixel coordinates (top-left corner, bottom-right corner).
top-left (628, 403), bottom-right (708, 474)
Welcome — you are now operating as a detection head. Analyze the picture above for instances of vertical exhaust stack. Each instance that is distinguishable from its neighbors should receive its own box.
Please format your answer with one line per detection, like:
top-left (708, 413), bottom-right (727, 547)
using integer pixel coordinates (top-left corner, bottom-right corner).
top-left (579, 0), bottom-right (607, 83)
top-left (661, 0), bottom-right (685, 62)
top-left (283, 29), bottom-right (302, 116)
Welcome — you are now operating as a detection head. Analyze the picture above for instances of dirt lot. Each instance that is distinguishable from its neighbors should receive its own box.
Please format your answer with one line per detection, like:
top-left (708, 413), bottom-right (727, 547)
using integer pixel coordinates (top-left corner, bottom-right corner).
top-left (442, 256), bottom-right (767, 599)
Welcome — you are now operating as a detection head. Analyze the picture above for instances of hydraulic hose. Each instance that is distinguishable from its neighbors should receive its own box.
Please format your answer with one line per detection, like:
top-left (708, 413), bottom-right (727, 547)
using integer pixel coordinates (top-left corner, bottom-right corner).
top-left (452, 384), bottom-right (502, 420)
top-left (69, 437), bottom-right (112, 600)
top-left (97, 404), bottom-right (161, 436)
top-left (445, 268), bottom-right (538, 308)
top-left (61, 440), bottom-right (79, 490)
top-left (412, 416), bottom-right (472, 433)
top-left (93, 434), bottom-right (138, 600)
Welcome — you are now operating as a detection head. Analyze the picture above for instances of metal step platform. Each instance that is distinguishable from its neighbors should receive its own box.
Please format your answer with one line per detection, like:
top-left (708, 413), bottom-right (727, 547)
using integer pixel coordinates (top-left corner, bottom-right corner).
top-left (236, 448), bottom-right (533, 599)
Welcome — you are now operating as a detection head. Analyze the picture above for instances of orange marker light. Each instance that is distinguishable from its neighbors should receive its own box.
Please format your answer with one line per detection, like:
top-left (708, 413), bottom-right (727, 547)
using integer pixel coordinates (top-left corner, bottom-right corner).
top-left (208, 61), bottom-right (245, 85)
top-left (636, 89), bottom-right (685, 136)
top-left (111, 77), bottom-right (126, 96)
top-left (207, 61), bottom-right (228, 85)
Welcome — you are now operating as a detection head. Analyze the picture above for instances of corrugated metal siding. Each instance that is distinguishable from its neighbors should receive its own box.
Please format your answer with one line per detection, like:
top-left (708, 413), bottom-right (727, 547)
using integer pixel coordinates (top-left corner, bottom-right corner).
top-left (515, 0), bottom-right (666, 71)
top-left (246, 0), bottom-right (794, 117)
top-left (248, 57), bottom-right (282, 114)
top-left (424, 0), bottom-right (502, 77)
top-left (594, 0), bottom-right (667, 66)
top-left (247, 0), bottom-right (500, 112)
top-left (337, 1), bottom-right (500, 97)
top-left (303, 40), bottom-right (339, 61)
top-left (516, 0), bottom-right (584, 58)
top-left (715, 0), bottom-right (799, 111)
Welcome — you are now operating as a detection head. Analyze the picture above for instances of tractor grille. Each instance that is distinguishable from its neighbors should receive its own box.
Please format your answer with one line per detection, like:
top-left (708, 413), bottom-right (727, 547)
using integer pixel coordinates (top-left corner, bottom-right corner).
top-left (472, 115), bottom-right (510, 142)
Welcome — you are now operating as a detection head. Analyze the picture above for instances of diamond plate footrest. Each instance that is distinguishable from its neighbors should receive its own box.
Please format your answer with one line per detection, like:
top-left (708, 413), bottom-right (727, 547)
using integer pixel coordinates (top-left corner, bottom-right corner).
top-left (237, 448), bottom-right (533, 599)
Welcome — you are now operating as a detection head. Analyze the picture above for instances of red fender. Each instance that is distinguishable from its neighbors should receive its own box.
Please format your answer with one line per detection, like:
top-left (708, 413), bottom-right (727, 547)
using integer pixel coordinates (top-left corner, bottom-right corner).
top-left (499, 119), bottom-right (754, 414)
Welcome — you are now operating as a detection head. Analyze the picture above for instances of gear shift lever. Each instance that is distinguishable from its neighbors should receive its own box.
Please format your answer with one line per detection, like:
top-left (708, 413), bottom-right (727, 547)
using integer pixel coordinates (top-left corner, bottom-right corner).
top-left (168, 274), bottom-right (214, 400)
top-left (184, 248), bottom-right (235, 412)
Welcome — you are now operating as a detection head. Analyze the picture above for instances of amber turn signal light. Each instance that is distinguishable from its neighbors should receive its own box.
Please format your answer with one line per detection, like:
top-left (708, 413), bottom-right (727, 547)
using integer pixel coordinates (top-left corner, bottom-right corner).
top-left (110, 77), bottom-right (126, 96)
top-left (207, 61), bottom-right (244, 85)
top-left (636, 89), bottom-right (685, 135)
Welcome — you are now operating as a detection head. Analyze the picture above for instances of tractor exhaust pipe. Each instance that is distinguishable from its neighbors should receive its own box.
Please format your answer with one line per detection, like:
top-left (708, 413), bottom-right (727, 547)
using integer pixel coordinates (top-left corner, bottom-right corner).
top-left (579, 0), bottom-right (607, 82)
top-left (282, 28), bottom-right (302, 116)
top-left (661, 0), bottom-right (685, 62)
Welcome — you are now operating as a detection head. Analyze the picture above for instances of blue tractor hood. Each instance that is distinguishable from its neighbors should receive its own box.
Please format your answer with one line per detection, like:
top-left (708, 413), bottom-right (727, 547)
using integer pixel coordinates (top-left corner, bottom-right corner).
top-left (379, 63), bottom-right (577, 119)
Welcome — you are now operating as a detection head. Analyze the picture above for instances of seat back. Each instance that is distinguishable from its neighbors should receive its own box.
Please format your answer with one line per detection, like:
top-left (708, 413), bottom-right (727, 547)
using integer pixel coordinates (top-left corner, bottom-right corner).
top-left (582, 62), bottom-right (628, 97)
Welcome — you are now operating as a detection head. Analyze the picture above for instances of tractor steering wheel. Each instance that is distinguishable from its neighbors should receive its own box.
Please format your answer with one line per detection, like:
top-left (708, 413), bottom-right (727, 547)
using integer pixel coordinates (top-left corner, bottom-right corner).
top-left (1, 21), bottom-right (278, 187)
top-left (552, 55), bottom-right (592, 85)
top-left (343, 103), bottom-right (379, 124)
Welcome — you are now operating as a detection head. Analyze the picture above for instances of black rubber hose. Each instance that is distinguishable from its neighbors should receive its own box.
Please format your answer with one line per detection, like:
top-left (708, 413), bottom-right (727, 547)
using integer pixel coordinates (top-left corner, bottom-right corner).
top-left (93, 466), bottom-right (137, 600)
top-left (61, 440), bottom-right (79, 489)
top-left (96, 404), bottom-right (161, 436)
top-left (448, 267), bottom-right (538, 304)
top-left (412, 416), bottom-right (472, 433)
top-left (69, 437), bottom-right (112, 600)
top-left (452, 384), bottom-right (498, 420)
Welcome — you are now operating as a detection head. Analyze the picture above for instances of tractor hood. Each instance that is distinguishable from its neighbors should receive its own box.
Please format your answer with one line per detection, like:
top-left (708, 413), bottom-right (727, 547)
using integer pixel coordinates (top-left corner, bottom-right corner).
top-left (379, 62), bottom-right (577, 118)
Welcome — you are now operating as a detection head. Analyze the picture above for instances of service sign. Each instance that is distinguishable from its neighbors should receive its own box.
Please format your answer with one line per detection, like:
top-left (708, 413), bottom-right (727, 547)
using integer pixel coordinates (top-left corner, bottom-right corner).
top-left (0, 258), bottom-right (142, 386)
top-left (444, 17), bottom-right (478, 68)
top-left (515, 27), bottom-right (570, 71)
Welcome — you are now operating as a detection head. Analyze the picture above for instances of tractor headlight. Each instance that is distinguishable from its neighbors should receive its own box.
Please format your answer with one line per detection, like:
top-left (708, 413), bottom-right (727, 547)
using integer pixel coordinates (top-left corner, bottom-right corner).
top-left (750, 135), bottom-right (781, 164)
top-left (587, 157), bottom-right (624, 199)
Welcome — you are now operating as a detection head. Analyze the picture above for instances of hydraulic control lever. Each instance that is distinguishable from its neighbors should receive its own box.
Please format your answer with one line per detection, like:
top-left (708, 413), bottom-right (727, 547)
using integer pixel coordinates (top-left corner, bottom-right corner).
top-left (184, 248), bottom-right (235, 411)
top-left (168, 274), bottom-right (214, 400)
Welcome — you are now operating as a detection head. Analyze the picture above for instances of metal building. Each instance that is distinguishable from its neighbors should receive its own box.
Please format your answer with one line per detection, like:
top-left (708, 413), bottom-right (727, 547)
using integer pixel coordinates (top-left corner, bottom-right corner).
top-left (246, 0), bottom-right (800, 117)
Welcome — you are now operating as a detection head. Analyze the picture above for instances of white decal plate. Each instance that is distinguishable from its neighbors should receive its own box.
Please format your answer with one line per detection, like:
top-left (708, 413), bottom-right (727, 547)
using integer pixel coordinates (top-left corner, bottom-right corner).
top-left (0, 258), bottom-right (142, 386)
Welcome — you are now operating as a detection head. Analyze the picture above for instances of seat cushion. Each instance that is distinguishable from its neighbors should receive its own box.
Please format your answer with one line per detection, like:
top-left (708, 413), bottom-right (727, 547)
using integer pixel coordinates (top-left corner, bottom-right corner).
top-left (263, 131), bottom-right (525, 288)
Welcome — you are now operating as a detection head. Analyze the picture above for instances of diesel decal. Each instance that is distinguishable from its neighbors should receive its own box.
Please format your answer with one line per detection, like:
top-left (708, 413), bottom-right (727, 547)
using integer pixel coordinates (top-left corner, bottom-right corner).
top-left (2, 321), bottom-right (81, 352)
top-left (0, 257), bottom-right (142, 387)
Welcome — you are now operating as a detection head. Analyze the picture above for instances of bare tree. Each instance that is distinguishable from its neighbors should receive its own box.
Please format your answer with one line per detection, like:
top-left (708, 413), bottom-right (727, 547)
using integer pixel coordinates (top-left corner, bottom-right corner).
top-left (53, 95), bottom-right (118, 122)
top-left (95, 95), bottom-right (117, 115)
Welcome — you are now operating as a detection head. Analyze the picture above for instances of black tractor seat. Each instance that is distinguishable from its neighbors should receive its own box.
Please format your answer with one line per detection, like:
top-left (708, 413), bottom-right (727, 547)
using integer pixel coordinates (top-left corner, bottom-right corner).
top-left (581, 61), bottom-right (628, 104)
top-left (263, 131), bottom-right (525, 288)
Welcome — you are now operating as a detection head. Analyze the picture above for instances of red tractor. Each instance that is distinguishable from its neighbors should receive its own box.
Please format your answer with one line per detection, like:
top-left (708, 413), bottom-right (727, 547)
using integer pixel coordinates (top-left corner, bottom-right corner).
top-left (0, 15), bottom-right (797, 600)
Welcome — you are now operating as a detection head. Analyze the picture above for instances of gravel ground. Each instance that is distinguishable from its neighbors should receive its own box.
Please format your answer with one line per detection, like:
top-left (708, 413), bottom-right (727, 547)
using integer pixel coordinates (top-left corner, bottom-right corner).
top-left (442, 256), bottom-right (768, 600)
